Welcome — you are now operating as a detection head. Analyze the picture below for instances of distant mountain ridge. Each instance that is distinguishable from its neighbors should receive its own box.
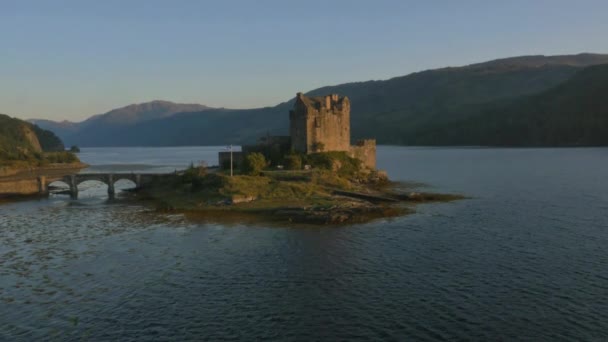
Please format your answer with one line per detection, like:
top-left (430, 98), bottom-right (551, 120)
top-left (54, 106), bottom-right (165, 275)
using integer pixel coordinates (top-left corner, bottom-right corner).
top-left (81, 100), bottom-right (213, 126)
top-left (30, 100), bottom-right (217, 145)
top-left (465, 53), bottom-right (608, 69)
top-left (30, 52), bottom-right (608, 147)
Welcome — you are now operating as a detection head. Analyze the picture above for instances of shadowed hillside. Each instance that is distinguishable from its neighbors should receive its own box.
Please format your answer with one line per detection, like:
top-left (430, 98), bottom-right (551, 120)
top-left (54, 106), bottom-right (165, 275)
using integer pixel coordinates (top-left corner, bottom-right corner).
top-left (32, 53), bottom-right (608, 147)
top-left (0, 114), bottom-right (69, 166)
top-left (409, 64), bottom-right (608, 146)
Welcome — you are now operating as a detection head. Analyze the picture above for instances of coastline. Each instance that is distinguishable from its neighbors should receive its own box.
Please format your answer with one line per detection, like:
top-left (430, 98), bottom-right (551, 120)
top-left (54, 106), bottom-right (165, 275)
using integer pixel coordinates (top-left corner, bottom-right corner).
top-left (0, 163), bottom-right (88, 198)
top-left (135, 171), bottom-right (465, 225)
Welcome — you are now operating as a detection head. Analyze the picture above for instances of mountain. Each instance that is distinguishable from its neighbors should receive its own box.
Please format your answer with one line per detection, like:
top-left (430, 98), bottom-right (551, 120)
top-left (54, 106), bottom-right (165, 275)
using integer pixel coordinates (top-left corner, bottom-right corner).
top-left (79, 100), bottom-right (213, 126)
top-left (409, 64), bottom-right (608, 146)
top-left (27, 119), bottom-right (80, 143)
top-left (33, 53), bottom-right (608, 147)
top-left (31, 100), bottom-right (215, 146)
top-left (0, 114), bottom-right (66, 164)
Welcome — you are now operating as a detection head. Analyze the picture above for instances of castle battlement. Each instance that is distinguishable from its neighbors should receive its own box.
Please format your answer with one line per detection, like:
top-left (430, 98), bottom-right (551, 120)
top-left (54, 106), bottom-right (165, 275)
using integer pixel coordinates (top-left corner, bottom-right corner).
top-left (353, 139), bottom-right (376, 147)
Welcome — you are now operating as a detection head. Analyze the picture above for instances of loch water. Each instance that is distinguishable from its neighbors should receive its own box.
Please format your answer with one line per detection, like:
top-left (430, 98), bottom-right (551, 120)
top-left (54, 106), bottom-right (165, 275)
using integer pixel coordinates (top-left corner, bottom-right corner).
top-left (1, 146), bottom-right (607, 341)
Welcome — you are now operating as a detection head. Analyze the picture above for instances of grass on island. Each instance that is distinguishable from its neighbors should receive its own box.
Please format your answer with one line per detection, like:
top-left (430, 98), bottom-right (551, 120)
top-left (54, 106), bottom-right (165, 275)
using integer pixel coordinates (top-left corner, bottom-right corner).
top-left (137, 152), bottom-right (465, 224)
top-left (140, 152), bottom-right (382, 212)
top-left (140, 170), bottom-right (346, 212)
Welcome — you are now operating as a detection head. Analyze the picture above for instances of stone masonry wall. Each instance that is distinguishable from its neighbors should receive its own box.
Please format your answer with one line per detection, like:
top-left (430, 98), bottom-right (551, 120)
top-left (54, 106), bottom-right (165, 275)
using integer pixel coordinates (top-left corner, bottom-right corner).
top-left (349, 139), bottom-right (376, 169)
top-left (0, 179), bottom-right (41, 196)
top-left (290, 93), bottom-right (350, 154)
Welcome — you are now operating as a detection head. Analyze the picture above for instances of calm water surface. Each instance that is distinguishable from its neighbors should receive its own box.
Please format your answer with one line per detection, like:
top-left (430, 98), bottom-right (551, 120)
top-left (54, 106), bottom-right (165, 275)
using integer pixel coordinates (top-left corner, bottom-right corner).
top-left (1, 146), bottom-right (607, 341)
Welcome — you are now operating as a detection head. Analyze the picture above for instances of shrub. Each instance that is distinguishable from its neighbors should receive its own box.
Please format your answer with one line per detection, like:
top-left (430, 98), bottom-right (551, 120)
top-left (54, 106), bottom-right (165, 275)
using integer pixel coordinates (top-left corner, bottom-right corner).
top-left (43, 151), bottom-right (79, 164)
top-left (181, 162), bottom-right (209, 191)
top-left (304, 152), bottom-right (362, 177)
top-left (284, 154), bottom-right (302, 170)
top-left (242, 152), bottom-right (267, 176)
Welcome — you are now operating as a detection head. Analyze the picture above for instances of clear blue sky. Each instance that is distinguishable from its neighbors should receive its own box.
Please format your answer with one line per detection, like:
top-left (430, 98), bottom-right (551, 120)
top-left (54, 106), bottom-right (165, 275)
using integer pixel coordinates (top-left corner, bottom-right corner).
top-left (2, 0), bottom-right (607, 121)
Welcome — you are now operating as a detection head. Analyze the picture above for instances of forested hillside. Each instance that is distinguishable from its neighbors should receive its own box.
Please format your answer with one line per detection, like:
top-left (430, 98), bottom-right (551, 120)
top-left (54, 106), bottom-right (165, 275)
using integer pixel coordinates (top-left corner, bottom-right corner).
top-left (409, 64), bottom-right (608, 146)
top-left (0, 114), bottom-right (75, 167)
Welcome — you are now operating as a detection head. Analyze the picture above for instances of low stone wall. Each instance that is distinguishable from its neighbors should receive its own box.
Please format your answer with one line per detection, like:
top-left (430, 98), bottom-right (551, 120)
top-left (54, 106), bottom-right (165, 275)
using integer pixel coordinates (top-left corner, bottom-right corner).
top-left (0, 168), bottom-right (18, 177)
top-left (0, 179), bottom-right (40, 196)
top-left (349, 139), bottom-right (376, 169)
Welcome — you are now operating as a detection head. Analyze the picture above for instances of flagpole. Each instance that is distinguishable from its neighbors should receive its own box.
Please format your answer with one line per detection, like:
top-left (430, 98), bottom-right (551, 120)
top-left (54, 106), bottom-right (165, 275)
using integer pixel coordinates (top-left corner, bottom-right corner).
top-left (230, 145), bottom-right (233, 177)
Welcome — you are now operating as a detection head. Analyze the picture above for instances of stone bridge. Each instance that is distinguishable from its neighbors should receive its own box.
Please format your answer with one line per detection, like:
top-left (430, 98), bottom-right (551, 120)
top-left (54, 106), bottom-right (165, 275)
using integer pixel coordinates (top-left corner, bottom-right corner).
top-left (37, 173), bottom-right (171, 199)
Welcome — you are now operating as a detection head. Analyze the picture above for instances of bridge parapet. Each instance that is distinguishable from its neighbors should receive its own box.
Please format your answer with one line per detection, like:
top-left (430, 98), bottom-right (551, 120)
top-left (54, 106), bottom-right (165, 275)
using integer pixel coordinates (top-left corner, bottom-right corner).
top-left (40, 172), bottom-right (169, 199)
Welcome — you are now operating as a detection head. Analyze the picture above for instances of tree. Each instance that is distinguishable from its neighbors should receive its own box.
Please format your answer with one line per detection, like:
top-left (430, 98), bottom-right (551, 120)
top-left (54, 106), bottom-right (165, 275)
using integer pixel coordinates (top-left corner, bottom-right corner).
top-left (243, 152), bottom-right (267, 176)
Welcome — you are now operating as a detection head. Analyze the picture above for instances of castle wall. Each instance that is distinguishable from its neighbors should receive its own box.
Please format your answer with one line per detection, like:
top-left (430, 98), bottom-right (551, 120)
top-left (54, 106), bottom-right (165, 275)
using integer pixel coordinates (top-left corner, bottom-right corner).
top-left (290, 105), bottom-right (308, 153)
top-left (290, 93), bottom-right (350, 154)
top-left (218, 151), bottom-right (243, 170)
top-left (307, 104), bottom-right (350, 152)
top-left (349, 139), bottom-right (376, 169)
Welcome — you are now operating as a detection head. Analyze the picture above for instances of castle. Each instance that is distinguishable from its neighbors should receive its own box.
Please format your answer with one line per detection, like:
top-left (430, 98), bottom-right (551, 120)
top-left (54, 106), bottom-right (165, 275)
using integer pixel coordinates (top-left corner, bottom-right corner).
top-left (219, 93), bottom-right (376, 169)
top-left (290, 93), bottom-right (376, 168)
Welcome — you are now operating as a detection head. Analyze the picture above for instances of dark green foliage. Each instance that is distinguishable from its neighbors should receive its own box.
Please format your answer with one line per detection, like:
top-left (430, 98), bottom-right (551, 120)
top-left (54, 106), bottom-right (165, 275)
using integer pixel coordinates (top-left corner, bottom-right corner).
top-left (199, 173), bottom-right (227, 189)
top-left (243, 137), bottom-right (291, 166)
top-left (304, 152), bottom-right (362, 177)
top-left (0, 114), bottom-right (78, 166)
top-left (409, 64), bottom-right (608, 146)
top-left (303, 153), bottom-right (334, 170)
top-left (184, 162), bottom-right (207, 177)
top-left (70, 145), bottom-right (81, 153)
top-left (32, 125), bottom-right (65, 151)
top-left (284, 154), bottom-right (302, 170)
top-left (221, 159), bottom-right (232, 171)
top-left (0, 116), bottom-right (40, 162)
top-left (0, 114), bottom-right (34, 162)
top-left (242, 152), bottom-right (267, 176)
top-left (181, 163), bottom-right (208, 191)
top-left (43, 151), bottom-right (79, 164)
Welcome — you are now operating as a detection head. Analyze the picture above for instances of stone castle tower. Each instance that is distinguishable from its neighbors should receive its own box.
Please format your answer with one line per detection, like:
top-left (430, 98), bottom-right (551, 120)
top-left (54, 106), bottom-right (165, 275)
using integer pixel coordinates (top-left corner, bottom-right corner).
top-left (220, 92), bottom-right (375, 170)
top-left (289, 92), bottom-right (376, 169)
top-left (289, 93), bottom-right (351, 153)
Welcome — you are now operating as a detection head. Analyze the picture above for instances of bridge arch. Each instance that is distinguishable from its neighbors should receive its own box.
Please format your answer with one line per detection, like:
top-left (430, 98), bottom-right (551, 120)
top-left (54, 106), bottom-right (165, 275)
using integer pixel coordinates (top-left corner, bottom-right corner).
top-left (47, 180), bottom-right (70, 193)
top-left (74, 177), bottom-right (107, 188)
top-left (113, 178), bottom-right (138, 191)
top-left (75, 180), bottom-right (111, 199)
top-left (39, 172), bottom-right (157, 199)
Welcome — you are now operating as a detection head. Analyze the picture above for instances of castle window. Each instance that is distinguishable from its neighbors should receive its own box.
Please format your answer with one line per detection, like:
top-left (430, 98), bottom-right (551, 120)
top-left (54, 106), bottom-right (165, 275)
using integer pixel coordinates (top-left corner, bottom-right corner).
top-left (314, 118), bottom-right (321, 128)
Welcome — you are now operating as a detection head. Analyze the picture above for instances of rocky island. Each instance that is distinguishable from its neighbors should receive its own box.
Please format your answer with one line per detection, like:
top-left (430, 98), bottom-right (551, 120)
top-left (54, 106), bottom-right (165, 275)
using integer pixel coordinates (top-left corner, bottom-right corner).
top-left (136, 93), bottom-right (463, 224)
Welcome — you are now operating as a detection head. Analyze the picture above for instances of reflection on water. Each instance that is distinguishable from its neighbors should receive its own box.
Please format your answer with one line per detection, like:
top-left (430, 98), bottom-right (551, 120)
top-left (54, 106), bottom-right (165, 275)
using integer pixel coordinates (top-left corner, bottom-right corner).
top-left (1, 146), bottom-right (608, 340)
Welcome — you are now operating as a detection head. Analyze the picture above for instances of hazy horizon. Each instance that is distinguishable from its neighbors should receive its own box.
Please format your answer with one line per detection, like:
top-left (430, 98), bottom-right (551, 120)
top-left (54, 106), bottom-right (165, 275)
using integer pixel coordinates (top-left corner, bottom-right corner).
top-left (3, 0), bottom-right (608, 121)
